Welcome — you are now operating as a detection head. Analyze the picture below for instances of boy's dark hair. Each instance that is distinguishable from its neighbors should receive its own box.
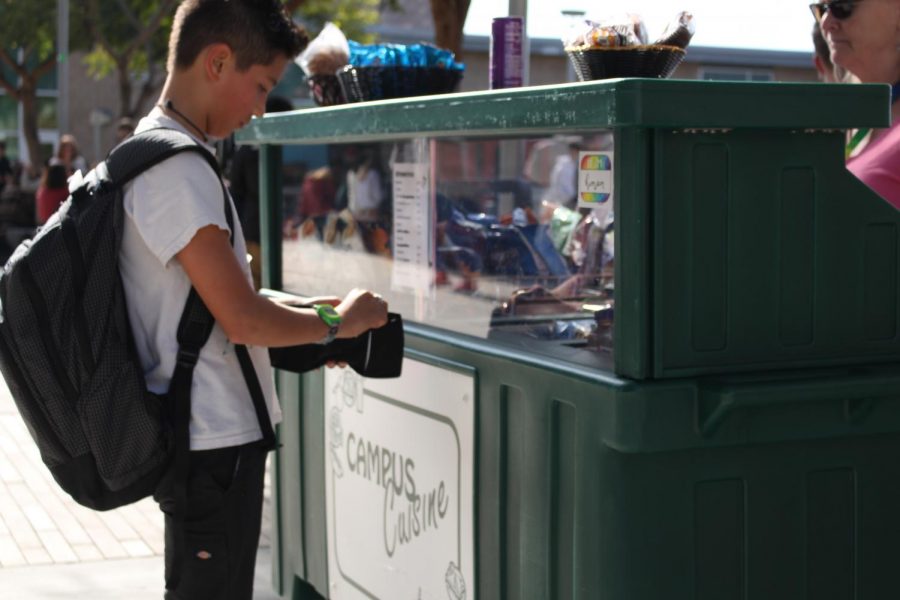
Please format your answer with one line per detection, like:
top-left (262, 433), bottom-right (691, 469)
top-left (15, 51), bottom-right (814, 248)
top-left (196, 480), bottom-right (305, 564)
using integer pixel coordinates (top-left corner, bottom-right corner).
top-left (168, 0), bottom-right (308, 73)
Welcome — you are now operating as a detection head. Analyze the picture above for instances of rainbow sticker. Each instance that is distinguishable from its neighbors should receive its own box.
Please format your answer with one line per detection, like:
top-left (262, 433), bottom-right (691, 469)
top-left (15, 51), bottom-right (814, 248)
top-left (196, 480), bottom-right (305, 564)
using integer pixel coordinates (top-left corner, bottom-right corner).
top-left (577, 151), bottom-right (614, 207)
top-left (580, 154), bottom-right (612, 171)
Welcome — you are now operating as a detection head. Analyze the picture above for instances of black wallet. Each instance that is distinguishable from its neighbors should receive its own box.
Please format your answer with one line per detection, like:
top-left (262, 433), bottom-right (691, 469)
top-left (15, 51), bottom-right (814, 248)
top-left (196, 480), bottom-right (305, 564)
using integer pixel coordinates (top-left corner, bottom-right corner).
top-left (268, 312), bottom-right (404, 378)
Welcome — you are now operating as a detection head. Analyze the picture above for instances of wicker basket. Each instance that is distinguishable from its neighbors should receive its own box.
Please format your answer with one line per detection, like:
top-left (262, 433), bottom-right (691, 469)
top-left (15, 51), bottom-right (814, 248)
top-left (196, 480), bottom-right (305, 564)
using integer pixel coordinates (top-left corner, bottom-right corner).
top-left (307, 74), bottom-right (346, 106)
top-left (337, 65), bottom-right (463, 103)
top-left (565, 45), bottom-right (686, 81)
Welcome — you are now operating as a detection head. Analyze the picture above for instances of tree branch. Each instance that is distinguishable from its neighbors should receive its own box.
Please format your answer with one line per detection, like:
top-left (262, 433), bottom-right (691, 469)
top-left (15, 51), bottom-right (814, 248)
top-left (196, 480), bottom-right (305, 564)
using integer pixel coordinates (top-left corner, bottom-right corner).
top-left (0, 49), bottom-right (26, 81)
top-left (86, 0), bottom-right (116, 58)
top-left (33, 56), bottom-right (57, 81)
top-left (113, 0), bottom-right (142, 30)
top-left (133, 63), bottom-right (163, 117)
top-left (456, 0), bottom-right (471, 32)
top-left (123, 0), bottom-right (178, 58)
top-left (0, 74), bottom-right (19, 100)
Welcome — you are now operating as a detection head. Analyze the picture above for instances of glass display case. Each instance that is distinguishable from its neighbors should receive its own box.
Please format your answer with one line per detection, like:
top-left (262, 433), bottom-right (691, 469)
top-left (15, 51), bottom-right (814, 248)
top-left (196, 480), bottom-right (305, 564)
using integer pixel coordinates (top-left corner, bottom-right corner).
top-left (275, 133), bottom-right (616, 370)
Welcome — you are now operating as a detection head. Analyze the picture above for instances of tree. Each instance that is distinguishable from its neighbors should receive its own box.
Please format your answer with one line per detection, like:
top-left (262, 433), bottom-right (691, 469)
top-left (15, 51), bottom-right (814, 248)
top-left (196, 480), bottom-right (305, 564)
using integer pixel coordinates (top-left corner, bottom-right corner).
top-left (287, 0), bottom-right (400, 43)
top-left (82, 0), bottom-right (394, 119)
top-left (430, 0), bottom-right (470, 58)
top-left (0, 0), bottom-right (87, 169)
top-left (82, 0), bottom-right (177, 119)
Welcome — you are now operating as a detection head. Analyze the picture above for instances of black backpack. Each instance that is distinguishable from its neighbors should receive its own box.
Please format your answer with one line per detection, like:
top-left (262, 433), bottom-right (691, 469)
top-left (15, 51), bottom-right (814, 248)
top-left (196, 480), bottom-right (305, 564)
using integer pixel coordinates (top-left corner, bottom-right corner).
top-left (0, 129), bottom-right (275, 512)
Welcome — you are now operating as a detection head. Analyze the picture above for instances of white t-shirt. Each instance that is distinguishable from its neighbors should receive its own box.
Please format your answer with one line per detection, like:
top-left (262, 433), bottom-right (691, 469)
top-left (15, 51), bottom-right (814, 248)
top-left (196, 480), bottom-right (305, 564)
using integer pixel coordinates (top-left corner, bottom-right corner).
top-left (119, 108), bottom-right (281, 450)
top-left (544, 153), bottom-right (576, 206)
top-left (347, 167), bottom-right (383, 222)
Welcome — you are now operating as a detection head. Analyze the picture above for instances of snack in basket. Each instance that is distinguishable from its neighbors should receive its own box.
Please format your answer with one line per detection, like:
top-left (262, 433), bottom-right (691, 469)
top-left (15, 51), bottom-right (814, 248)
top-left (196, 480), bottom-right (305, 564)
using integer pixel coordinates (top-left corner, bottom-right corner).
top-left (564, 12), bottom-right (694, 51)
top-left (564, 14), bottom-right (648, 49)
top-left (653, 11), bottom-right (696, 49)
top-left (337, 41), bottom-right (466, 102)
top-left (307, 50), bottom-right (348, 77)
top-left (295, 23), bottom-right (351, 106)
top-left (347, 41), bottom-right (465, 71)
top-left (561, 12), bottom-right (694, 80)
top-left (296, 22), bottom-right (350, 76)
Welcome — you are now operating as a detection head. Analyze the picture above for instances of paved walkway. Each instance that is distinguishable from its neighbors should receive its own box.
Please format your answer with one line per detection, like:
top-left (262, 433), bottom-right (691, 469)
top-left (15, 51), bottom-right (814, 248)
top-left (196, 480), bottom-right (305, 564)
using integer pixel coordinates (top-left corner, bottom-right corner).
top-left (0, 379), bottom-right (277, 598)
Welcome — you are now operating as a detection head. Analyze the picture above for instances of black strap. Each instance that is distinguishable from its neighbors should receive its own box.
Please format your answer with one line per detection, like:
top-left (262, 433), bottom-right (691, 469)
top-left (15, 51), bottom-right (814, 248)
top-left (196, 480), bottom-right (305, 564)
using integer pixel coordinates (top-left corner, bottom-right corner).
top-left (236, 345), bottom-right (277, 448)
top-left (216, 174), bottom-right (276, 451)
top-left (218, 176), bottom-right (276, 451)
top-left (105, 128), bottom-right (222, 187)
top-left (168, 284), bottom-right (219, 590)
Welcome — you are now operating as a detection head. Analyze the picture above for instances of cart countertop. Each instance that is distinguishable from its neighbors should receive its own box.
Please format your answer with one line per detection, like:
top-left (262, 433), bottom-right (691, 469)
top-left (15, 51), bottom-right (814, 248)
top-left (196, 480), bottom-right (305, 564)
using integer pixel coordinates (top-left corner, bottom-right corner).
top-left (236, 78), bottom-right (890, 145)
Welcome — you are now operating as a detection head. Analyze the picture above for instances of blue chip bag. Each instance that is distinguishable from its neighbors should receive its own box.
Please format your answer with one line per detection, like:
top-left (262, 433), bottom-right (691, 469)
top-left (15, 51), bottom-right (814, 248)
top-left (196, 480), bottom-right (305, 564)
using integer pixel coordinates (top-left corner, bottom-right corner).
top-left (348, 40), bottom-right (465, 70)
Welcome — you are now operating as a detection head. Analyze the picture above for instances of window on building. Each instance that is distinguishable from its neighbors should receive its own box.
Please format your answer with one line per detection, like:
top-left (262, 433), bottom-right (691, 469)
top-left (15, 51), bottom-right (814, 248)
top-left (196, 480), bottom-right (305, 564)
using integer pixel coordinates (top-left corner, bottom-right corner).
top-left (37, 96), bottom-right (58, 130)
top-left (699, 67), bottom-right (774, 82)
top-left (0, 94), bottom-right (16, 131)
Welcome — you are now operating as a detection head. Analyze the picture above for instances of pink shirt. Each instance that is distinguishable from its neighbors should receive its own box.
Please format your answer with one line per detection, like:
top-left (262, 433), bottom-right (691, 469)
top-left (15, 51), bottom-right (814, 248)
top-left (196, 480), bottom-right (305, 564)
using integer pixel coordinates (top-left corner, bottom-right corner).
top-left (847, 120), bottom-right (900, 210)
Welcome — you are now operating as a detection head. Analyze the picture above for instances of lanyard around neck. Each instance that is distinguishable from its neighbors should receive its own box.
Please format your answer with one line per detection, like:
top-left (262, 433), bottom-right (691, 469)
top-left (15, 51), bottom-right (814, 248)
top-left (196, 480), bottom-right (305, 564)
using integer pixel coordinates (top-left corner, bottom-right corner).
top-left (846, 81), bottom-right (900, 159)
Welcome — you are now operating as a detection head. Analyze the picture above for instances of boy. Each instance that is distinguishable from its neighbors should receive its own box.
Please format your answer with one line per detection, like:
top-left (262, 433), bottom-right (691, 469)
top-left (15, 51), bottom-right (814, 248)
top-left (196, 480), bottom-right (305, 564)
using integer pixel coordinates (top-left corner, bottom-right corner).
top-left (122, 1), bottom-right (388, 598)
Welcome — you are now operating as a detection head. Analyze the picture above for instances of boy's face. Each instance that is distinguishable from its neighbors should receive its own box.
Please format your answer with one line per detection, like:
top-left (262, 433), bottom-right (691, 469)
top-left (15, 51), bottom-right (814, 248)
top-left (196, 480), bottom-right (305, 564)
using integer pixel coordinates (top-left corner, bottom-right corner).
top-left (210, 54), bottom-right (290, 138)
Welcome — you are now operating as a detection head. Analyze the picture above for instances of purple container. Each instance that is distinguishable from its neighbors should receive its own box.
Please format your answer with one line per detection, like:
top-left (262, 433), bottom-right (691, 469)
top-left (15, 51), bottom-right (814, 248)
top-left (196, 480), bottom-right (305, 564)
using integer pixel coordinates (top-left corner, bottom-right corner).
top-left (490, 16), bottom-right (525, 89)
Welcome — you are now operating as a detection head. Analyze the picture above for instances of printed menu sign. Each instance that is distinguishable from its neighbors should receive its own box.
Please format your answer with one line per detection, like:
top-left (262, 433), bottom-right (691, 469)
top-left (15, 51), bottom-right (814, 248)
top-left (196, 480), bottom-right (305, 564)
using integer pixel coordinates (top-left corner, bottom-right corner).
top-left (391, 162), bottom-right (432, 292)
top-left (325, 359), bottom-right (475, 600)
top-left (577, 151), bottom-right (614, 212)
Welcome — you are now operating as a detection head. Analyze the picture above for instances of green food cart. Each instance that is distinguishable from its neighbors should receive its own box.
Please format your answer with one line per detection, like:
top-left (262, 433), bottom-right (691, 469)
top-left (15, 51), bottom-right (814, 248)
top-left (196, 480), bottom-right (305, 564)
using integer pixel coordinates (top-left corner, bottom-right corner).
top-left (237, 79), bottom-right (900, 600)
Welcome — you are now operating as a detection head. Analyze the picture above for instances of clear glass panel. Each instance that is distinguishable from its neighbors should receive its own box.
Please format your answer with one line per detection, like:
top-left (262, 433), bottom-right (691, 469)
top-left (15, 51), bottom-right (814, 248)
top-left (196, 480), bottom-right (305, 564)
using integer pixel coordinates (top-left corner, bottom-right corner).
top-left (280, 132), bottom-right (615, 369)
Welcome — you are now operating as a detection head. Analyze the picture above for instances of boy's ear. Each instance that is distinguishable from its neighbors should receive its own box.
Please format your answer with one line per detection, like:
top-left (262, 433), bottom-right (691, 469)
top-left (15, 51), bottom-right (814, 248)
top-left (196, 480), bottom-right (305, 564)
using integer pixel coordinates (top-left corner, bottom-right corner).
top-left (203, 43), bottom-right (234, 81)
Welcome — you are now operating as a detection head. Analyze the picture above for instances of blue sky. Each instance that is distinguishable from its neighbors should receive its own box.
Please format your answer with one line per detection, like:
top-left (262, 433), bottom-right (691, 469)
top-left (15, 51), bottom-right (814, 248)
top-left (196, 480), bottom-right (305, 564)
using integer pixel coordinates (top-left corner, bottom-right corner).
top-left (464, 1), bottom-right (815, 53)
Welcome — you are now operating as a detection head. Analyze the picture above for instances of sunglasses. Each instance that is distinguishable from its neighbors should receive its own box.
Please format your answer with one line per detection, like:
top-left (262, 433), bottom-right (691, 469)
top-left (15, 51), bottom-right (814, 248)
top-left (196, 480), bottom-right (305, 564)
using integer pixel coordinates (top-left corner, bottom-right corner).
top-left (809, 0), bottom-right (863, 22)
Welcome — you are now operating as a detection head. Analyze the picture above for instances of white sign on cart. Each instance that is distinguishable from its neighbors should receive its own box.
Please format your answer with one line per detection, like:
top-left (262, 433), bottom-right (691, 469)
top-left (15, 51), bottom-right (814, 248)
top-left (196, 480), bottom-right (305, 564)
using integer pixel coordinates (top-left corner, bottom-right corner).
top-left (324, 358), bottom-right (475, 600)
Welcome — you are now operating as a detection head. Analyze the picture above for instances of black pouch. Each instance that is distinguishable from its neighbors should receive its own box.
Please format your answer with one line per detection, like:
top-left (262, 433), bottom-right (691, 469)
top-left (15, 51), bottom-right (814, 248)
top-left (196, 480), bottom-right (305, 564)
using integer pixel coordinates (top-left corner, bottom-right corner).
top-left (268, 312), bottom-right (404, 378)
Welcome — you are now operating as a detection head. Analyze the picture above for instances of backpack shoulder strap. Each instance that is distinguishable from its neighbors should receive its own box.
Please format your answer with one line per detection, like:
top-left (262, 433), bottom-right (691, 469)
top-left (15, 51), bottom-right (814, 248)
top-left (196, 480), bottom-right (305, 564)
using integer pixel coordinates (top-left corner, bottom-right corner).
top-left (104, 128), bottom-right (221, 187)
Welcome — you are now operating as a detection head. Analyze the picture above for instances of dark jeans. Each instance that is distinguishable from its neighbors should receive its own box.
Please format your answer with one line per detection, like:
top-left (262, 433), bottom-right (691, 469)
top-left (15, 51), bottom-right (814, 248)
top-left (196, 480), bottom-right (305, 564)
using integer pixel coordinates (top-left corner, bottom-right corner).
top-left (154, 441), bottom-right (268, 600)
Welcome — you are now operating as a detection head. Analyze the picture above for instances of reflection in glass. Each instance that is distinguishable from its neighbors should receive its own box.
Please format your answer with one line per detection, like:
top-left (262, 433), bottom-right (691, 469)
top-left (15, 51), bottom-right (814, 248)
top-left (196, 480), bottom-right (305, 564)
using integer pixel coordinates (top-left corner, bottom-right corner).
top-left (280, 133), bottom-right (616, 369)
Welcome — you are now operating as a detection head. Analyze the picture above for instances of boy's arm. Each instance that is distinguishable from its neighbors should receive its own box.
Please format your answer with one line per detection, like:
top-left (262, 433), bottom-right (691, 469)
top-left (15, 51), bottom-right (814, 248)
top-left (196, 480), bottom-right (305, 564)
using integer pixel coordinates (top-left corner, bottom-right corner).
top-left (176, 225), bottom-right (388, 347)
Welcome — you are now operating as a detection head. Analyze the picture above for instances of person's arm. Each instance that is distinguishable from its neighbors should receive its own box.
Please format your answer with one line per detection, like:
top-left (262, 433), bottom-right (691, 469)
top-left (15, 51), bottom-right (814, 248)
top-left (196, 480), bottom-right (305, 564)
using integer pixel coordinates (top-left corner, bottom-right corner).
top-left (176, 225), bottom-right (387, 347)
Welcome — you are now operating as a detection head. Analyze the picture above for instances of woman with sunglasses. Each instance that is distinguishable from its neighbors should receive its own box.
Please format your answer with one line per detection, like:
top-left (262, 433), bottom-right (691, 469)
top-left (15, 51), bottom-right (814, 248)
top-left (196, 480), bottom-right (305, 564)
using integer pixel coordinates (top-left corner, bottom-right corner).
top-left (812, 0), bottom-right (900, 207)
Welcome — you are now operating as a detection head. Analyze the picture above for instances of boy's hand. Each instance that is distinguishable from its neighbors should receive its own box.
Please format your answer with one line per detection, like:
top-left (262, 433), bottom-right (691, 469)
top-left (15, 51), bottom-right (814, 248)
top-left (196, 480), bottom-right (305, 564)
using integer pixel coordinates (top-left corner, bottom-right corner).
top-left (302, 296), bottom-right (342, 307)
top-left (267, 294), bottom-right (341, 308)
top-left (335, 288), bottom-right (388, 339)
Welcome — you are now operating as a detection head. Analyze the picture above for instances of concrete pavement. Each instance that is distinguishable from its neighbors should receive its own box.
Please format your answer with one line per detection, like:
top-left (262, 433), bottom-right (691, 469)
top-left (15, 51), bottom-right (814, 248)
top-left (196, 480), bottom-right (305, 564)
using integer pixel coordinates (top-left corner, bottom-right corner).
top-left (0, 378), bottom-right (281, 599)
top-left (0, 547), bottom-right (280, 600)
